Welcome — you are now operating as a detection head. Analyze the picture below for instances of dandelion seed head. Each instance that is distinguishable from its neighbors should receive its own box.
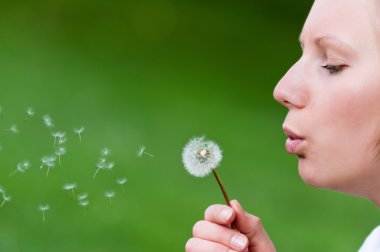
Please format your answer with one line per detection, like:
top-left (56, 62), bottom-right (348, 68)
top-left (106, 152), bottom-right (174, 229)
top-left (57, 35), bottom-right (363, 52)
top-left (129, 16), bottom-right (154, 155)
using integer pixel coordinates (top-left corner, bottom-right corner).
top-left (43, 115), bottom-right (54, 128)
top-left (26, 107), bottom-right (35, 117)
top-left (97, 159), bottom-right (107, 169)
top-left (137, 145), bottom-right (146, 157)
top-left (79, 200), bottom-right (89, 207)
top-left (182, 136), bottom-right (223, 178)
top-left (2, 194), bottom-right (11, 202)
top-left (77, 193), bottom-right (88, 201)
top-left (41, 155), bottom-right (56, 168)
top-left (105, 191), bottom-right (115, 198)
top-left (17, 160), bottom-right (30, 173)
top-left (106, 162), bottom-right (115, 170)
top-left (55, 146), bottom-right (66, 156)
top-left (10, 124), bottom-right (18, 134)
top-left (74, 127), bottom-right (85, 134)
top-left (38, 204), bottom-right (50, 211)
top-left (63, 183), bottom-right (77, 190)
top-left (101, 148), bottom-right (111, 157)
top-left (116, 177), bottom-right (127, 185)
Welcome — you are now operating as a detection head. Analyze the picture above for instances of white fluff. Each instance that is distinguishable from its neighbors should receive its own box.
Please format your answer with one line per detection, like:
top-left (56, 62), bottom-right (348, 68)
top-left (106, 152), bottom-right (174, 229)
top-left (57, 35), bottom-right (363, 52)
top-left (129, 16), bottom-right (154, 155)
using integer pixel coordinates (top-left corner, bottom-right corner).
top-left (182, 136), bottom-right (223, 177)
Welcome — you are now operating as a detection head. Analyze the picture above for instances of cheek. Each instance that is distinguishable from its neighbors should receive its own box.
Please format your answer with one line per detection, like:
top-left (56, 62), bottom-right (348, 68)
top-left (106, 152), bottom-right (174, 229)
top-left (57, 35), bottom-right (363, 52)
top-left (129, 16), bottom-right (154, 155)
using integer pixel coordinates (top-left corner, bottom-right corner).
top-left (303, 77), bottom-right (380, 187)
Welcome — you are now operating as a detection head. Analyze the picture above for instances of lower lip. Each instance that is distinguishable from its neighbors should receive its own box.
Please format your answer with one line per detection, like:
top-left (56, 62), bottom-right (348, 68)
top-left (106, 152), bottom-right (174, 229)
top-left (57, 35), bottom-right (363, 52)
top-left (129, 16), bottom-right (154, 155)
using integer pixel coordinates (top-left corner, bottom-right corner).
top-left (285, 138), bottom-right (304, 154)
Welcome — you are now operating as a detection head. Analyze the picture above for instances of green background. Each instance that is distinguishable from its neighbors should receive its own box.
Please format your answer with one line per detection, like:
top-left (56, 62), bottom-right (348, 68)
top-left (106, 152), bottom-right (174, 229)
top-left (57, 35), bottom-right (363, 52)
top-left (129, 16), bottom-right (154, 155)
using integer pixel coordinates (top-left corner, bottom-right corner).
top-left (0, 0), bottom-right (379, 251)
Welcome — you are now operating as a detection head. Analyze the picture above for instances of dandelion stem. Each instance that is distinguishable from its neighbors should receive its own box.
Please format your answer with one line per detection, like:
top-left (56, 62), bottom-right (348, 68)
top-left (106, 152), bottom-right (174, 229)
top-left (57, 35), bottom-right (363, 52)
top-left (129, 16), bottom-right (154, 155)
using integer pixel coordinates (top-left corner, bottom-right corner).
top-left (0, 200), bottom-right (5, 207)
top-left (71, 189), bottom-right (76, 200)
top-left (108, 198), bottom-right (112, 208)
top-left (79, 134), bottom-right (82, 143)
top-left (46, 167), bottom-right (50, 177)
top-left (212, 169), bottom-right (237, 230)
top-left (42, 211), bottom-right (46, 222)
top-left (9, 170), bottom-right (17, 177)
top-left (144, 152), bottom-right (154, 157)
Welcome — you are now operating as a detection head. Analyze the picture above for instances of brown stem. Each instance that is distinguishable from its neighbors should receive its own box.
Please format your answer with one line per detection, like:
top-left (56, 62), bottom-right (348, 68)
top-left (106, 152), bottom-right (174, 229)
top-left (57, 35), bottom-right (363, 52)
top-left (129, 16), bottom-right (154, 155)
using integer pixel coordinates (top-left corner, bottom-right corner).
top-left (212, 170), bottom-right (237, 230)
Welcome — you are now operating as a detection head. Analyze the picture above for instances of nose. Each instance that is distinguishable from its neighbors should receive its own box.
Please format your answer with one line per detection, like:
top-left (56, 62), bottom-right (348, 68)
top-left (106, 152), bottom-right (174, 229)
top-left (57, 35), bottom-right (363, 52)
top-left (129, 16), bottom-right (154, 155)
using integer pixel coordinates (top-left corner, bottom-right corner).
top-left (273, 60), bottom-right (308, 110)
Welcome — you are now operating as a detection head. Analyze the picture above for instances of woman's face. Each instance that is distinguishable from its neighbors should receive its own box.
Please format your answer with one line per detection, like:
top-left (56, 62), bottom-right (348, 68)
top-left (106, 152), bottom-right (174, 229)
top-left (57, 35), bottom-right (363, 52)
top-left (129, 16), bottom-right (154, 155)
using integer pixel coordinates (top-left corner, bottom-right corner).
top-left (274, 0), bottom-right (380, 199)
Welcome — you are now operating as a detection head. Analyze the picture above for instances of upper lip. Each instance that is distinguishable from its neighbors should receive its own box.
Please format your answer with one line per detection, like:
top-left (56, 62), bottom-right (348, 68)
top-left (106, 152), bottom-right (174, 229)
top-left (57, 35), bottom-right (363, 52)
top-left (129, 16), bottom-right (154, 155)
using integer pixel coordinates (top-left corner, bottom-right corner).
top-left (283, 127), bottom-right (304, 140)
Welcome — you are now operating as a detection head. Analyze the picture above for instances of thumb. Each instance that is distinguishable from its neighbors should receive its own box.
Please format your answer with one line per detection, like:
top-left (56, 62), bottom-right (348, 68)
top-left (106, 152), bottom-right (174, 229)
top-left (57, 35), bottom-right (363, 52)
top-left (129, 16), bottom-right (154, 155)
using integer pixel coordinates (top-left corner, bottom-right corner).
top-left (230, 200), bottom-right (276, 252)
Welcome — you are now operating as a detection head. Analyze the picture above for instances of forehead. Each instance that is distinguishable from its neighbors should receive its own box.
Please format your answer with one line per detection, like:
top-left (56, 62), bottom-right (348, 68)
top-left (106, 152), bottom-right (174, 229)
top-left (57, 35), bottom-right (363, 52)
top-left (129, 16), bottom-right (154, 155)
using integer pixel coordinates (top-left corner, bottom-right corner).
top-left (300, 0), bottom-right (378, 47)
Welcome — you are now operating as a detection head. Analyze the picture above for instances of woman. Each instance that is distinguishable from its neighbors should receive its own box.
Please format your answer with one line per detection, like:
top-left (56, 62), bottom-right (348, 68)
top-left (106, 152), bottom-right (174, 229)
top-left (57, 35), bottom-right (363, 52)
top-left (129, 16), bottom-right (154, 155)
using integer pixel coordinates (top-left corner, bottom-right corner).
top-left (186, 0), bottom-right (380, 251)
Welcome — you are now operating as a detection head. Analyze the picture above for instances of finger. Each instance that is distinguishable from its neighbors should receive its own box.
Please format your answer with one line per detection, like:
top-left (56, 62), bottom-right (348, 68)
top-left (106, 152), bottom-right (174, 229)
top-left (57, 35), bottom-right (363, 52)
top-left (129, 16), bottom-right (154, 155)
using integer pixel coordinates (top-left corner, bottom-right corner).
top-left (186, 237), bottom-right (240, 252)
top-left (204, 204), bottom-right (236, 225)
top-left (193, 220), bottom-right (248, 251)
top-left (231, 200), bottom-right (276, 251)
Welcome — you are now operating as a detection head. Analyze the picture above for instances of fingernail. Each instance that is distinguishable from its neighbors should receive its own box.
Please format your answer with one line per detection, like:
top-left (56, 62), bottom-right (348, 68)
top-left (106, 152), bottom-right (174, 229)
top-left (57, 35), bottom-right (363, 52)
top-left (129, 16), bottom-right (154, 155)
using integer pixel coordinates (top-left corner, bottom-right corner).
top-left (231, 235), bottom-right (247, 250)
top-left (220, 208), bottom-right (233, 222)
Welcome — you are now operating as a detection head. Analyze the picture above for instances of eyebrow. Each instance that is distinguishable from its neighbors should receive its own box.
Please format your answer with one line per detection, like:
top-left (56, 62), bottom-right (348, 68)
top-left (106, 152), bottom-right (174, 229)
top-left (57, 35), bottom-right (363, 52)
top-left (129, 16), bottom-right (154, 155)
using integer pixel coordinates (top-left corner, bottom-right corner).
top-left (299, 35), bottom-right (355, 55)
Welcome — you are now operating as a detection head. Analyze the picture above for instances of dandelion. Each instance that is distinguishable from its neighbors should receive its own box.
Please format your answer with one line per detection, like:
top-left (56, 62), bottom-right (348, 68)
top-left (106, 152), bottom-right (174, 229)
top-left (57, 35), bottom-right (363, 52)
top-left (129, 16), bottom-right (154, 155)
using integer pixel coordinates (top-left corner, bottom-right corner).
top-left (182, 136), bottom-right (233, 209)
top-left (55, 146), bottom-right (66, 165)
top-left (100, 148), bottom-right (111, 157)
top-left (78, 199), bottom-right (89, 216)
top-left (74, 127), bottom-right (85, 143)
top-left (77, 193), bottom-right (88, 201)
top-left (63, 183), bottom-right (77, 199)
top-left (26, 107), bottom-right (35, 119)
top-left (4, 124), bottom-right (18, 134)
top-left (40, 155), bottom-right (56, 176)
top-left (106, 161), bottom-right (115, 176)
top-left (52, 132), bottom-right (66, 147)
top-left (43, 115), bottom-right (54, 128)
top-left (104, 191), bottom-right (116, 207)
top-left (1, 194), bottom-right (11, 207)
top-left (9, 160), bottom-right (31, 177)
top-left (116, 177), bottom-right (127, 194)
top-left (93, 158), bottom-right (107, 179)
top-left (137, 145), bottom-right (154, 158)
top-left (38, 204), bottom-right (50, 222)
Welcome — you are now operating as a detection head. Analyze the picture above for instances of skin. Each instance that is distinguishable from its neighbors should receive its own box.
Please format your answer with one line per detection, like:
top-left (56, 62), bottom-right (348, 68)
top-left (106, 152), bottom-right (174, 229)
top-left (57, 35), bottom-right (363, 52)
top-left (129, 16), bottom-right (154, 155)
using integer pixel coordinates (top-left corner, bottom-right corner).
top-left (186, 1), bottom-right (380, 251)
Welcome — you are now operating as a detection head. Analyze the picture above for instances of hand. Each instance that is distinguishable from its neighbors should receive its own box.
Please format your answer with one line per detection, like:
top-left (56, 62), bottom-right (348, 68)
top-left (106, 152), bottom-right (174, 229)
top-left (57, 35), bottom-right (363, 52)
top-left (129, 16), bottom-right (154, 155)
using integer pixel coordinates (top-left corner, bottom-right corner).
top-left (186, 200), bottom-right (276, 252)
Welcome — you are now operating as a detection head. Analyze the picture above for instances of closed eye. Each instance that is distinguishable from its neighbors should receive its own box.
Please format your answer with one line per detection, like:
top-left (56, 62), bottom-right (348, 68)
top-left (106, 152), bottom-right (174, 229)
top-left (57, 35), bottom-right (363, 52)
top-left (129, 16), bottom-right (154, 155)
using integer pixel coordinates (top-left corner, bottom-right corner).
top-left (321, 64), bottom-right (347, 74)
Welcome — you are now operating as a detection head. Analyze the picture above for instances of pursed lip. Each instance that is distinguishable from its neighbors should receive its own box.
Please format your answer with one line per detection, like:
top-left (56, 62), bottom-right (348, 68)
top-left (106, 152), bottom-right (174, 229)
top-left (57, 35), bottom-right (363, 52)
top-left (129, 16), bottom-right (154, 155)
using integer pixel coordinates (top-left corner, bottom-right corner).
top-left (283, 127), bottom-right (305, 156)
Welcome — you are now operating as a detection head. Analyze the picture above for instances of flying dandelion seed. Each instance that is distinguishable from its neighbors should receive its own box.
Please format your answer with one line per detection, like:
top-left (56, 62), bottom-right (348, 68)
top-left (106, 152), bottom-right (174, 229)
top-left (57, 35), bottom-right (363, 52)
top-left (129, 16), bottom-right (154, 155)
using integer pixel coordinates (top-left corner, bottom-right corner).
top-left (63, 183), bottom-right (77, 199)
top-left (40, 155), bottom-right (56, 176)
top-left (74, 127), bottom-right (85, 143)
top-left (116, 177), bottom-right (127, 194)
top-left (78, 199), bottom-right (89, 216)
top-left (26, 107), bottom-right (35, 118)
top-left (106, 161), bottom-right (115, 176)
top-left (93, 158), bottom-right (107, 179)
top-left (101, 148), bottom-right (111, 157)
top-left (77, 193), bottom-right (88, 201)
top-left (55, 146), bottom-right (66, 165)
top-left (1, 194), bottom-right (11, 208)
top-left (9, 160), bottom-right (31, 177)
top-left (104, 191), bottom-right (116, 208)
top-left (38, 204), bottom-right (50, 222)
top-left (137, 145), bottom-right (154, 158)
top-left (4, 124), bottom-right (18, 134)
top-left (43, 115), bottom-right (54, 129)
top-left (182, 136), bottom-right (236, 228)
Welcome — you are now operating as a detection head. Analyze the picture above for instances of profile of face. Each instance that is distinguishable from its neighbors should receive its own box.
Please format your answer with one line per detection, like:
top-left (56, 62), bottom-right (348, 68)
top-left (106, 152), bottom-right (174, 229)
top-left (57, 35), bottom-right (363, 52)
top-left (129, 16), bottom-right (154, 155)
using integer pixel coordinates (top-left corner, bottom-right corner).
top-left (274, 0), bottom-right (380, 201)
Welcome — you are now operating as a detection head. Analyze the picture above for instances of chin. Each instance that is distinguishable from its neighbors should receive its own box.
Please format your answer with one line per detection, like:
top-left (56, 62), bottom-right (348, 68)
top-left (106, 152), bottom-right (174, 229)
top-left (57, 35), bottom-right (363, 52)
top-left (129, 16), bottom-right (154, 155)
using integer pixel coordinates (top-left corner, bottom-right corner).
top-left (298, 158), bottom-right (326, 189)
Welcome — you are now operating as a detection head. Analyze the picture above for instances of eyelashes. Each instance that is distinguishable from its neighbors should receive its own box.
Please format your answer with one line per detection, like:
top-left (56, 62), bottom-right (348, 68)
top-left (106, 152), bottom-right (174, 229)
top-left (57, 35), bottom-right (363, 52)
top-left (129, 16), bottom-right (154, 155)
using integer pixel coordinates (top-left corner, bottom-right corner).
top-left (321, 64), bottom-right (347, 74)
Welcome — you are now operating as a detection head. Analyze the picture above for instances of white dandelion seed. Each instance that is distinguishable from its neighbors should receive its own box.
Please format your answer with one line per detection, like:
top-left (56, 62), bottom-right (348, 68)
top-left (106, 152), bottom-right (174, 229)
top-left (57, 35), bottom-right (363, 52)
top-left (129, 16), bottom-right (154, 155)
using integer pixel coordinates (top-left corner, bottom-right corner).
top-left (26, 107), bottom-right (35, 118)
top-left (9, 160), bottom-right (31, 177)
top-left (63, 183), bottom-right (77, 199)
top-left (116, 177), bottom-right (127, 194)
top-left (38, 204), bottom-right (50, 222)
top-left (100, 148), bottom-right (111, 157)
top-left (4, 124), bottom-right (18, 134)
top-left (78, 199), bottom-right (89, 216)
top-left (43, 115), bottom-right (54, 129)
top-left (74, 127), bottom-right (85, 143)
top-left (104, 191), bottom-right (116, 207)
top-left (1, 194), bottom-right (11, 208)
top-left (137, 145), bottom-right (154, 158)
top-left (77, 193), bottom-right (88, 201)
top-left (93, 158), bottom-right (107, 179)
top-left (182, 136), bottom-right (234, 227)
top-left (40, 155), bottom-right (56, 176)
top-left (55, 146), bottom-right (66, 165)
top-left (106, 161), bottom-right (115, 176)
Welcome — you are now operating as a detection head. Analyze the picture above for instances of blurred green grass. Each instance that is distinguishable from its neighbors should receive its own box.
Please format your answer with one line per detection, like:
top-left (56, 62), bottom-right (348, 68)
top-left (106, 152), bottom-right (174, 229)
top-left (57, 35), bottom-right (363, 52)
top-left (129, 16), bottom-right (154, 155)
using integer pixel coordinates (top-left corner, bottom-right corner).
top-left (0, 0), bottom-right (379, 251)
